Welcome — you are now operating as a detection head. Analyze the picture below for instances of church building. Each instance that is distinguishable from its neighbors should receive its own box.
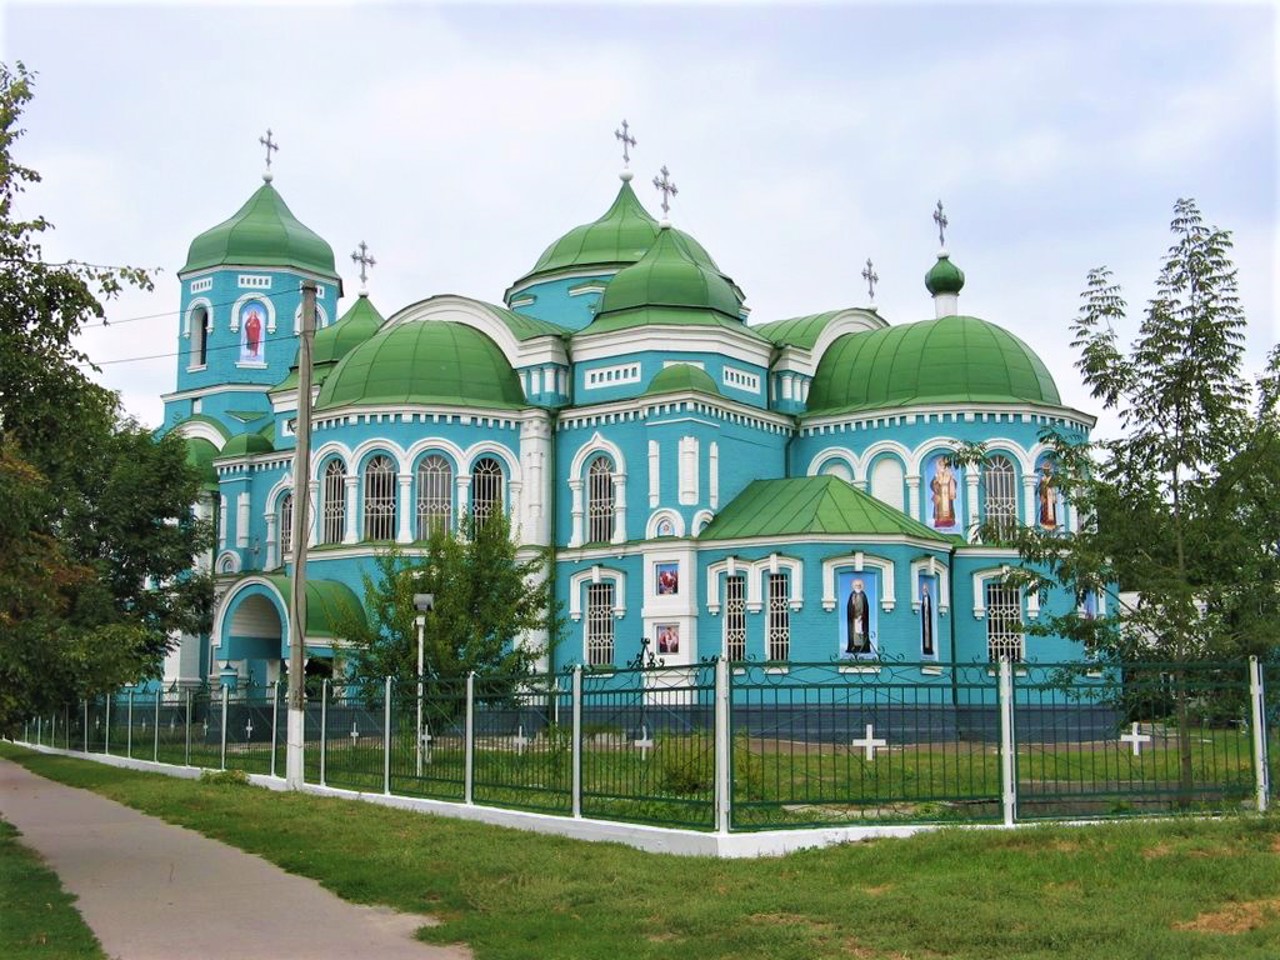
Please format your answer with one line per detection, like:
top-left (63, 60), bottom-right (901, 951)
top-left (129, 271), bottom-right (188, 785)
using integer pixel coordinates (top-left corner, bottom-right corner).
top-left (160, 130), bottom-right (1097, 691)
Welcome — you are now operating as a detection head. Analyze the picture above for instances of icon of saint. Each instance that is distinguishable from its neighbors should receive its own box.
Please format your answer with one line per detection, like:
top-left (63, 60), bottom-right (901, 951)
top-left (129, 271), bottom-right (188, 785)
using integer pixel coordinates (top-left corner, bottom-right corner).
top-left (1038, 462), bottom-right (1057, 528)
top-left (931, 457), bottom-right (957, 528)
top-left (845, 577), bottom-right (871, 655)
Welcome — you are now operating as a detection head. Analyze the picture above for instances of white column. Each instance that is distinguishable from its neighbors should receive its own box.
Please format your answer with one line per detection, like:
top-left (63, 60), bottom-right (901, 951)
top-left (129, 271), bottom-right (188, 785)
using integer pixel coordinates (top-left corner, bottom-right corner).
top-left (509, 479), bottom-right (524, 542)
top-left (709, 442), bottom-right (720, 510)
top-left (678, 436), bottom-right (699, 505)
top-left (218, 495), bottom-right (227, 551)
top-left (264, 512), bottom-right (278, 569)
top-left (648, 440), bottom-right (660, 508)
top-left (965, 471), bottom-right (980, 543)
top-left (1022, 475), bottom-right (1038, 527)
top-left (235, 492), bottom-right (250, 548)
top-left (519, 416), bottom-right (551, 547)
top-left (611, 474), bottom-right (627, 544)
top-left (568, 479), bottom-right (584, 547)
top-left (397, 473), bottom-right (413, 543)
top-left (456, 476), bottom-right (471, 531)
top-left (343, 475), bottom-right (359, 544)
top-left (307, 480), bottom-right (319, 547)
top-left (906, 475), bottom-right (921, 520)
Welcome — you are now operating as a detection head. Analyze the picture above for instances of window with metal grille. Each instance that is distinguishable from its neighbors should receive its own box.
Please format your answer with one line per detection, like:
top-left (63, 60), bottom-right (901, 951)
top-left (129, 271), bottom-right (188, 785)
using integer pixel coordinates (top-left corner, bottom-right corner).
top-left (322, 460), bottom-right (346, 544)
top-left (586, 456), bottom-right (615, 544)
top-left (985, 581), bottom-right (1024, 662)
top-left (363, 455), bottom-right (397, 541)
top-left (767, 573), bottom-right (790, 662)
top-left (983, 455), bottom-right (1018, 540)
top-left (586, 582), bottom-right (615, 667)
top-left (279, 493), bottom-right (293, 559)
top-left (416, 454), bottom-right (453, 539)
top-left (192, 307), bottom-right (209, 367)
top-left (725, 574), bottom-right (747, 661)
top-left (471, 457), bottom-right (503, 527)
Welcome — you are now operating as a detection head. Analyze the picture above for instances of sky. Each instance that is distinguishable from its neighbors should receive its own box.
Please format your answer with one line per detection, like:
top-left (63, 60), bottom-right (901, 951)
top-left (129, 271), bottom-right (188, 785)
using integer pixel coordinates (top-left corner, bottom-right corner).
top-left (3, 2), bottom-right (1276, 436)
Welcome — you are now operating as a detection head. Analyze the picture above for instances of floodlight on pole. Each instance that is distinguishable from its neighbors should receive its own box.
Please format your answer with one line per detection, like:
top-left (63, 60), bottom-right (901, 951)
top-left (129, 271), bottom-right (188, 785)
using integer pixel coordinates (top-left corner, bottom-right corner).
top-left (413, 593), bottom-right (434, 778)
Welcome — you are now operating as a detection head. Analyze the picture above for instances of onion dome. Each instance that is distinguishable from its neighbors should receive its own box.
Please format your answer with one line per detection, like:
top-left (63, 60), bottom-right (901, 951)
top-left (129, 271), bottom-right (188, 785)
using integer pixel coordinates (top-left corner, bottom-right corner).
top-left (313, 294), bottom-right (384, 366)
top-left (316, 321), bottom-right (525, 410)
top-left (807, 315), bottom-right (1061, 414)
top-left (181, 181), bottom-right (340, 282)
top-left (219, 430), bottom-right (275, 457)
top-left (645, 363), bottom-right (721, 397)
top-left (924, 251), bottom-right (965, 296)
top-left (582, 227), bottom-right (755, 336)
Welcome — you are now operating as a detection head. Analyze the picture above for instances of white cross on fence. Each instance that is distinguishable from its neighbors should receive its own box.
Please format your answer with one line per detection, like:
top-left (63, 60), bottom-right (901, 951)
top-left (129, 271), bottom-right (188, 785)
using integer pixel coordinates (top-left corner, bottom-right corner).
top-left (169, 716), bottom-right (177, 732)
top-left (634, 723), bottom-right (654, 760)
top-left (1120, 722), bottom-right (1152, 757)
top-left (349, 721), bottom-right (360, 745)
top-left (141, 718), bottom-right (147, 733)
top-left (419, 723), bottom-right (433, 763)
top-left (245, 718), bottom-right (254, 740)
top-left (512, 724), bottom-right (529, 756)
top-left (851, 723), bottom-right (887, 761)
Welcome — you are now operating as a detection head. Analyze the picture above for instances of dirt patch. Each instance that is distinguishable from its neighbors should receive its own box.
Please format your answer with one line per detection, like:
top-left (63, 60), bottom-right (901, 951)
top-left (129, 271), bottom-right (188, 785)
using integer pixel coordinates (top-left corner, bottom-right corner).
top-left (747, 912), bottom-right (835, 932)
top-left (1269, 834), bottom-right (1280, 854)
top-left (1143, 842), bottom-right (1174, 860)
top-left (1174, 899), bottom-right (1280, 934)
top-left (862, 884), bottom-right (895, 896)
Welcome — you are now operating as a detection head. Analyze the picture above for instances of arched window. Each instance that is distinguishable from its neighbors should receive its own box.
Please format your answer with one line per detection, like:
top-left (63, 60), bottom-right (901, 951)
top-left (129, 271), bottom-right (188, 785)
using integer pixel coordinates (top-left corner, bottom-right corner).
top-left (279, 493), bottom-right (293, 559)
top-left (192, 307), bottom-right (209, 367)
top-left (985, 581), bottom-right (1024, 662)
top-left (724, 574), bottom-right (747, 661)
top-left (363, 455), bottom-right (397, 541)
top-left (416, 454), bottom-right (453, 539)
top-left (586, 456), bottom-right (615, 544)
top-left (471, 457), bottom-right (503, 527)
top-left (983, 455), bottom-right (1018, 540)
top-left (322, 460), bottom-right (346, 544)
top-left (767, 572), bottom-right (791, 662)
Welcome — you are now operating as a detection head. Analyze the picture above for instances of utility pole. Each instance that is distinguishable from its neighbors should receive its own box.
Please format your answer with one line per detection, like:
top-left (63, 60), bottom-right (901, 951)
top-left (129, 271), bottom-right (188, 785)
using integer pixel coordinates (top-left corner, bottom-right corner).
top-left (286, 281), bottom-right (316, 788)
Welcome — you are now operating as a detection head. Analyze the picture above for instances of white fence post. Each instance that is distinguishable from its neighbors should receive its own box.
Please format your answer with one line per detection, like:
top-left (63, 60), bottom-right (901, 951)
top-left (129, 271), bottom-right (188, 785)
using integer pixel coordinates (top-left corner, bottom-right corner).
top-left (464, 672), bottom-right (476, 805)
top-left (714, 657), bottom-right (732, 834)
top-left (571, 666), bottom-right (583, 819)
top-left (1250, 656), bottom-right (1270, 813)
top-left (998, 657), bottom-right (1017, 827)
top-left (127, 689), bottom-right (134, 758)
top-left (153, 691), bottom-right (161, 763)
top-left (383, 676), bottom-right (393, 796)
top-left (83, 700), bottom-right (89, 754)
top-left (184, 689), bottom-right (192, 767)
top-left (320, 680), bottom-right (328, 788)
top-left (104, 697), bottom-right (111, 755)
top-left (220, 686), bottom-right (229, 770)
top-left (270, 680), bottom-right (280, 779)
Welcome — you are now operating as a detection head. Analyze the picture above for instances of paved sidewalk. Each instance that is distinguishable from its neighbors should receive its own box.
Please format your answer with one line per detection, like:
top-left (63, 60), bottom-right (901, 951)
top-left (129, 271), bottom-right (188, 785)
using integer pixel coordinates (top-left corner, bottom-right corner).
top-left (0, 758), bottom-right (469, 960)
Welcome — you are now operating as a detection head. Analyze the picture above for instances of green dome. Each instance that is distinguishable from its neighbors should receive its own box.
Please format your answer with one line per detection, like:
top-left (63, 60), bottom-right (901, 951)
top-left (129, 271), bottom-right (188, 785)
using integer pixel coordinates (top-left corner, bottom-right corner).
top-left (184, 437), bottom-right (220, 491)
top-left (219, 430), bottom-right (275, 458)
top-left (925, 252), bottom-right (965, 297)
top-left (316, 321), bottom-right (525, 410)
top-left (313, 294), bottom-right (385, 366)
top-left (594, 227), bottom-right (741, 319)
top-left (645, 363), bottom-right (721, 397)
top-left (515, 178), bottom-right (721, 285)
top-left (181, 181), bottom-right (340, 280)
top-left (807, 315), bottom-right (1061, 414)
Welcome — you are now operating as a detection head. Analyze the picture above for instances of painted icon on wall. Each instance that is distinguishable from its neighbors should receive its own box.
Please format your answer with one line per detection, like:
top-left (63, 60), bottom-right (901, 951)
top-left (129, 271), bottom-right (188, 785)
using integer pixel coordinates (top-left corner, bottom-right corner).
top-left (925, 455), bottom-right (959, 530)
top-left (239, 301), bottom-right (266, 363)
top-left (918, 573), bottom-right (940, 660)
top-left (655, 562), bottom-right (679, 596)
top-left (1037, 458), bottom-right (1058, 529)
top-left (838, 570), bottom-right (878, 659)
top-left (656, 623), bottom-right (680, 654)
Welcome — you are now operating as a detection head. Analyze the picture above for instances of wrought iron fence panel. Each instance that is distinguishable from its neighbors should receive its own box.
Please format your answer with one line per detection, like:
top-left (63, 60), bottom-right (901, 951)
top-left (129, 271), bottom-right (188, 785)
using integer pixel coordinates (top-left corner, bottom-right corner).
top-left (218, 686), bottom-right (280, 776)
top-left (86, 699), bottom-right (108, 753)
top-left (578, 663), bottom-right (717, 829)
top-left (322, 680), bottom-right (388, 793)
top-left (1264, 662), bottom-right (1280, 803)
top-left (729, 661), bottom-right (1002, 830)
top-left (466, 672), bottom-right (571, 814)
top-left (1013, 661), bottom-right (1255, 819)
top-left (385, 676), bottom-right (468, 802)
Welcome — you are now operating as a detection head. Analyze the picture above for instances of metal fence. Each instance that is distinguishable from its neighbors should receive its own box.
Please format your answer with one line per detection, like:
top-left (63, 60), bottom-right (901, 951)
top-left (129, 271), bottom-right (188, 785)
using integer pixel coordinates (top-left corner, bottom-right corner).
top-left (18, 657), bottom-right (1273, 833)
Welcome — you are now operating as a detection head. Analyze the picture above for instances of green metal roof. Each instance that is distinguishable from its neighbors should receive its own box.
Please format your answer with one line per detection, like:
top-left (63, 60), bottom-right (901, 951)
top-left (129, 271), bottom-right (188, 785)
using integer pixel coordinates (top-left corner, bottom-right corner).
top-left (217, 430), bottom-right (274, 458)
top-left (175, 414), bottom-right (232, 440)
top-left (514, 178), bottom-right (721, 286)
top-left (645, 363), bottom-right (720, 397)
top-left (316, 321), bottom-right (525, 410)
top-left (699, 476), bottom-right (954, 542)
top-left (470, 299), bottom-right (568, 340)
top-left (752, 311), bottom-right (843, 350)
top-left (312, 293), bottom-right (385, 366)
top-left (925, 252), bottom-right (965, 296)
top-left (181, 181), bottom-right (340, 281)
top-left (806, 315), bottom-right (1061, 415)
top-left (263, 575), bottom-right (363, 638)
top-left (183, 437), bottom-right (220, 491)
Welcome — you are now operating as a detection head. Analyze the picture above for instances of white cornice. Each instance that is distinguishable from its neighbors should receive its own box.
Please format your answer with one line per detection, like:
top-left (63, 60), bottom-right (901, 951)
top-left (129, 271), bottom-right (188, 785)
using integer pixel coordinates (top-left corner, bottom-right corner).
top-left (559, 391), bottom-right (794, 433)
top-left (570, 326), bottom-right (772, 368)
top-left (801, 400), bottom-right (1097, 434)
top-left (162, 383), bottom-right (272, 403)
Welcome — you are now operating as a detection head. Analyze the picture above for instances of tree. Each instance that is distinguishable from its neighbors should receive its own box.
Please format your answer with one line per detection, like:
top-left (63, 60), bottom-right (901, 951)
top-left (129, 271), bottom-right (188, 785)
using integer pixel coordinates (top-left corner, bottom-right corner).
top-left (342, 511), bottom-right (559, 686)
top-left (992, 199), bottom-right (1274, 804)
top-left (0, 62), bottom-right (212, 732)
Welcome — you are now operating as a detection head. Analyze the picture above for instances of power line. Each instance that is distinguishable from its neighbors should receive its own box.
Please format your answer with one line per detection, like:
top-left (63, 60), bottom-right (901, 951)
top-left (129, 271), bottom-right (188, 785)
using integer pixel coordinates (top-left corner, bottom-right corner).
top-left (82, 282), bottom-right (347, 329)
top-left (78, 326), bottom-right (310, 368)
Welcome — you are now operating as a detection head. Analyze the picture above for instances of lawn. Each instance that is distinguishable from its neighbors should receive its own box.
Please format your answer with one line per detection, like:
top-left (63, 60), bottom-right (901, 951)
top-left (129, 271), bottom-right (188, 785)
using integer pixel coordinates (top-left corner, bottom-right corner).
top-left (0, 815), bottom-right (105, 960)
top-left (4, 742), bottom-right (1280, 959)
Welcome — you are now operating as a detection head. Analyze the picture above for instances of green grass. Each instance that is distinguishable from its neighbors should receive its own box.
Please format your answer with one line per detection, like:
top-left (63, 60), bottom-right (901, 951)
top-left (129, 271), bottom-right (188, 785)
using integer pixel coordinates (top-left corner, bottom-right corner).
top-left (5, 742), bottom-right (1280, 959)
top-left (0, 816), bottom-right (105, 960)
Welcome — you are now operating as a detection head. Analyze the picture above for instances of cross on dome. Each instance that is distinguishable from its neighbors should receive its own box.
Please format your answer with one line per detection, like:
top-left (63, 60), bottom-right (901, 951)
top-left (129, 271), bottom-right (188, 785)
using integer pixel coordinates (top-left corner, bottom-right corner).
top-left (259, 128), bottom-right (279, 182)
top-left (653, 165), bottom-right (678, 220)
top-left (615, 119), bottom-right (637, 168)
top-left (351, 241), bottom-right (376, 293)
top-left (933, 199), bottom-right (949, 249)
top-left (862, 258), bottom-right (879, 303)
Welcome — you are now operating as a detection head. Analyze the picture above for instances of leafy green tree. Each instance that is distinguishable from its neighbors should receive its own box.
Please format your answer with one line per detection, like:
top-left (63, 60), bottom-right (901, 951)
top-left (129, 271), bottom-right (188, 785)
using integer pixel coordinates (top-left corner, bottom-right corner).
top-left (342, 511), bottom-right (559, 685)
top-left (0, 62), bottom-right (212, 732)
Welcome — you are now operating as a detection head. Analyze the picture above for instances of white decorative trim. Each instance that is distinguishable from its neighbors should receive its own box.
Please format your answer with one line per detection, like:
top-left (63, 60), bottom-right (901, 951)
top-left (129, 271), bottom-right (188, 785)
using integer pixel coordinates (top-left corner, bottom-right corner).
top-left (168, 419), bottom-right (226, 449)
top-left (568, 566), bottom-right (627, 622)
top-left (821, 553), bottom-right (896, 612)
top-left (584, 363), bottom-right (641, 389)
top-left (908, 556), bottom-right (950, 616)
top-left (189, 277), bottom-right (213, 294)
top-left (648, 440), bottom-right (660, 508)
top-left (971, 565), bottom-right (1012, 620)
top-left (806, 446), bottom-right (857, 479)
top-left (678, 436), bottom-right (699, 505)
top-left (230, 292), bottom-right (277, 335)
top-left (646, 509), bottom-right (685, 539)
top-left (238, 274), bottom-right (272, 289)
top-left (663, 359), bottom-right (705, 370)
top-left (215, 550), bottom-right (242, 575)
top-left (706, 555), bottom-right (803, 615)
top-left (182, 297), bottom-right (213, 338)
top-left (722, 365), bottom-right (761, 394)
top-left (691, 509), bottom-right (715, 536)
top-left (294, 302), bottom-right (330, 333)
